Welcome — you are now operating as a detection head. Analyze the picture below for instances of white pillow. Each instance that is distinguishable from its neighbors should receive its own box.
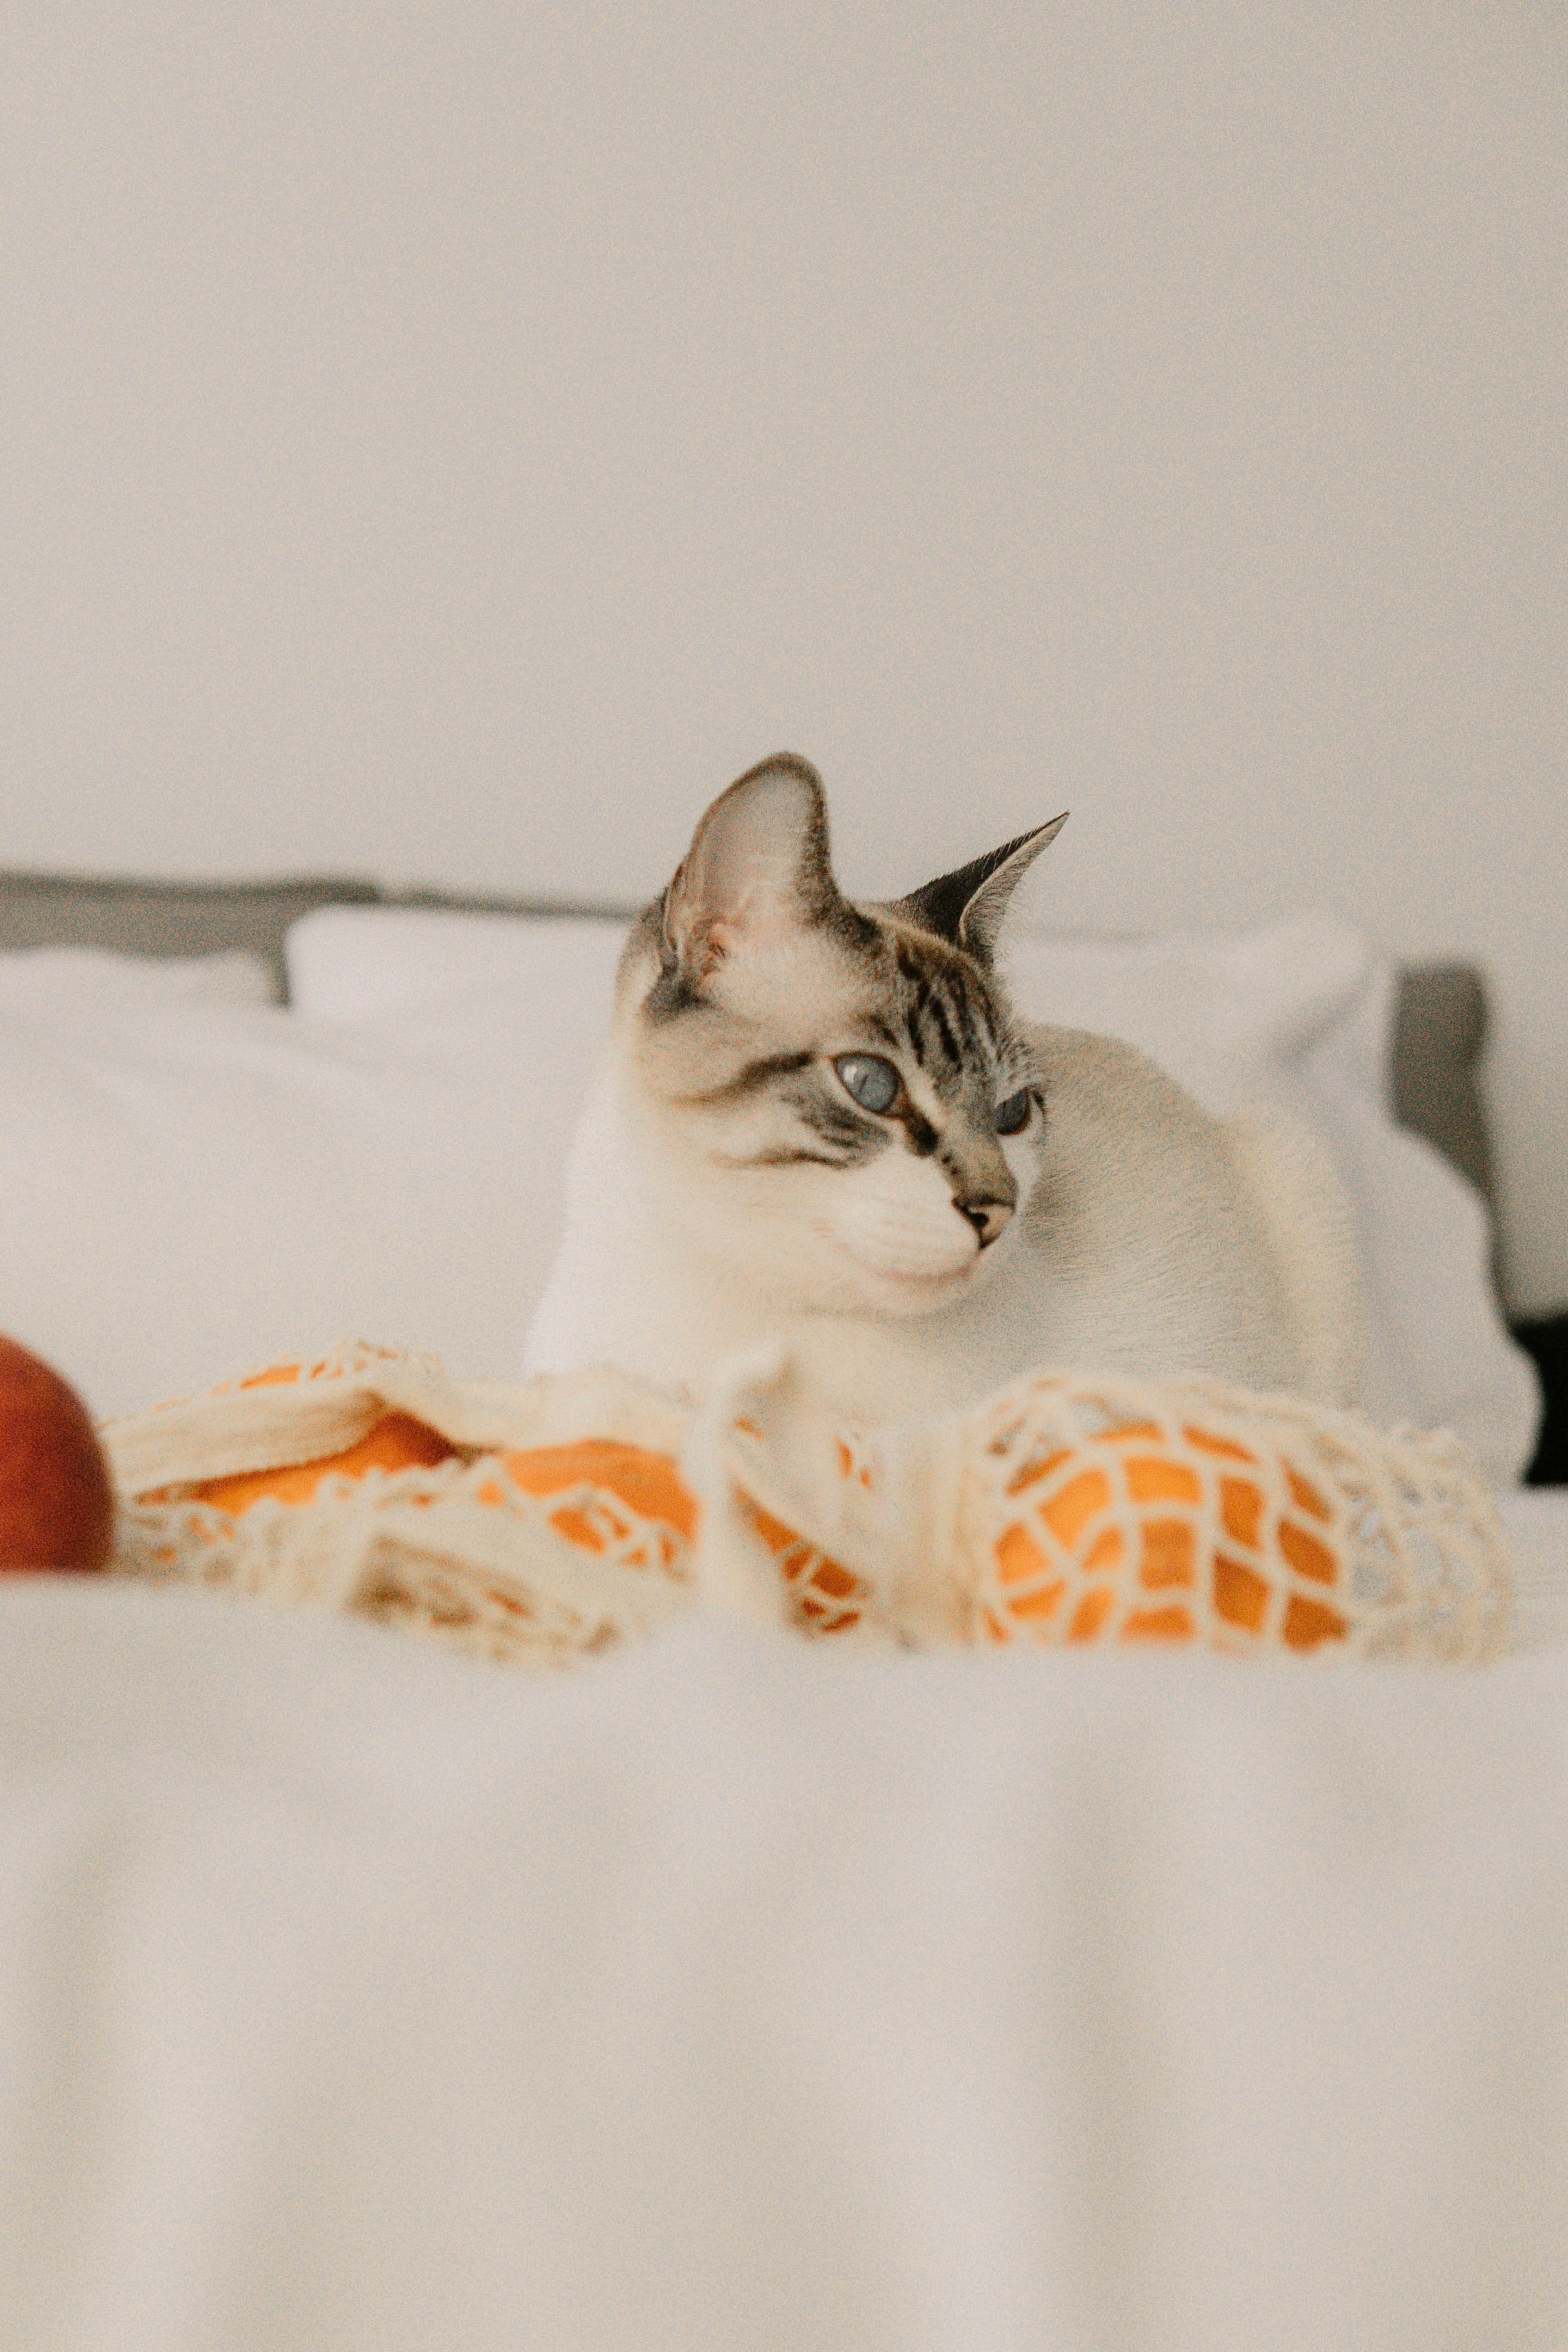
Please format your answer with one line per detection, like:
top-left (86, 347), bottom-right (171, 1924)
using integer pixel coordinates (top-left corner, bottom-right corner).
top-left (276, 902), bottom-right (1539, 1480)
top-left (0, 947), bottom-right (277, 1006)
top-left (1002, 915), bottom-right (1372, 1110)
top-left (286, 906), bottom-right (629, 1028)
top-left (0, 990), bottom-right (591, 1419)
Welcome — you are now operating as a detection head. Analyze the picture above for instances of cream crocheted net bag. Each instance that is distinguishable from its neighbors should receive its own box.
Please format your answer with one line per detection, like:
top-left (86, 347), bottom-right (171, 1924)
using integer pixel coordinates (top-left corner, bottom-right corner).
top-left (105, 1341), bottom-right (1511, 1670)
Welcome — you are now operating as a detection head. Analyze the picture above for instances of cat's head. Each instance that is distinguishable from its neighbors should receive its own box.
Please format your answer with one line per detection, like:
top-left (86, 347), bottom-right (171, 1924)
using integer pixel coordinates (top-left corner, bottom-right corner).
top-left (611, 754), bottom-right (1066, 1320)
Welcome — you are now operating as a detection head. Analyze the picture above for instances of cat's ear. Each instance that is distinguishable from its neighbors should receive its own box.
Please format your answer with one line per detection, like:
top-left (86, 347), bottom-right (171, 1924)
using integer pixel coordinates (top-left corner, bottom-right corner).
top-left (893, 813), bottom-right (1068, 964)
top-left (662, 754), bottom-right (840, 981)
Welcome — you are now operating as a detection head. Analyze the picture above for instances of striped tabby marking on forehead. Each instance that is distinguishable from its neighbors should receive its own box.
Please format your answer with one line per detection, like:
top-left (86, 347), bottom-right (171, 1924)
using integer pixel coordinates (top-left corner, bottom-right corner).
top-left (891, 930), bottom-right (996, 1080)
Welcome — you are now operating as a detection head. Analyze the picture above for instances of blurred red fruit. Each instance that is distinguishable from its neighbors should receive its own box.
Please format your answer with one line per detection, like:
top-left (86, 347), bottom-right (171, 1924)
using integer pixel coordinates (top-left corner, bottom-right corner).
top-left (0, 1335), bottom-right (115, 1573)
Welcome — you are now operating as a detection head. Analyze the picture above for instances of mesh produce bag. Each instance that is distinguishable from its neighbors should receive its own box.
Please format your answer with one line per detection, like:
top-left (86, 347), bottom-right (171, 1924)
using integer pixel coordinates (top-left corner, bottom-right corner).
top-left (105, 1342), bottom-right (1510, 1669)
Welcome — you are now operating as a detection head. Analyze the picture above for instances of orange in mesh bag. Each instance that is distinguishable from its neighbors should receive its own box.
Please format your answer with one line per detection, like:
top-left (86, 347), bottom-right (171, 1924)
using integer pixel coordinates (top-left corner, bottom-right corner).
top-left (111, 1345), bottom-right (700, 1667)
top-left (971, 1386), bottom-right (1509, 1657)
top-left (105, 1344), bottom-right (1509, 1667)
top-left (709, 1356), bottom-right (1511, 1663)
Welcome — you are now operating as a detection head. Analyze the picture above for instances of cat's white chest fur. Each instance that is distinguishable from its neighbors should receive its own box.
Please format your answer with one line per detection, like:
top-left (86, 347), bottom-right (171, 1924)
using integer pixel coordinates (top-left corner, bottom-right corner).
top-left (526, 1075), bottom-right (981, 1417)
top-left (526, 1073), bottom-right (782, 1395)
top-left (531, 1077), bottom-right (959, 1401)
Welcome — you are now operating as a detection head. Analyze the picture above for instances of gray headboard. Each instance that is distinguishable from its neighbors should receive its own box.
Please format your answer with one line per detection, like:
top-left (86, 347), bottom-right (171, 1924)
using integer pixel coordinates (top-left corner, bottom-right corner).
top-left (0, 869), bottom-right (381, 966)
top-left (0, 867), bottom-right (1496, 1218)
top-left (1390, 962), bottom-right (1493, 1211)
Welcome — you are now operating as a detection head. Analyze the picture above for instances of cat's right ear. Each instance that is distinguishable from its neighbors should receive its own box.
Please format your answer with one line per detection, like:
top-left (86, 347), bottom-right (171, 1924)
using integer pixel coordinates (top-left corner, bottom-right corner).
top-left (662, 754), bottom-right (839, 984)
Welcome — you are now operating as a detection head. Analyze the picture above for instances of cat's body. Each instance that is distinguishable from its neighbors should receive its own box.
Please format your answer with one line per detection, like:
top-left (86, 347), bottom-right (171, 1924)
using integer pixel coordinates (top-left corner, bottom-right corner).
top-left (525, 756), bottom-right (1359, 1423)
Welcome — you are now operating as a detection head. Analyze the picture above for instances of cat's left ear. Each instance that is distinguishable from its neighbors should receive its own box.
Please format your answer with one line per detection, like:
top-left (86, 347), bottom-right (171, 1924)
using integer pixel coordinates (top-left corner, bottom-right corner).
top-left (662, 753), bottom-right (841, 983)
top-left (893, 813), bottom-right (1068, 963)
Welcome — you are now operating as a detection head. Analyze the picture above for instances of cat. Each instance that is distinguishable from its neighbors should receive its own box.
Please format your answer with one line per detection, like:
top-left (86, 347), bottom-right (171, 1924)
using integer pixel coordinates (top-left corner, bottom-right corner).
top-left (524, 754), bottom-right (1362, 1425)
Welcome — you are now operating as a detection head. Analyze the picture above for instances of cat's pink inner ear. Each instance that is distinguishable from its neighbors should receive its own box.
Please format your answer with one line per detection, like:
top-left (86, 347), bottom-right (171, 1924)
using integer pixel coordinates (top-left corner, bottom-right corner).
top-left (665, 757), bottom-right (832, 974)
top-left (663, 858), bottom-right (749, 981)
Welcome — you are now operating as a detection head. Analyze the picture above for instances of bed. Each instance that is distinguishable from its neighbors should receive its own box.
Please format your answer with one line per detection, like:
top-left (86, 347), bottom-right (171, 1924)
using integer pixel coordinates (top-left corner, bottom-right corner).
top-left (2, 872), bottom-right (1565, 2352)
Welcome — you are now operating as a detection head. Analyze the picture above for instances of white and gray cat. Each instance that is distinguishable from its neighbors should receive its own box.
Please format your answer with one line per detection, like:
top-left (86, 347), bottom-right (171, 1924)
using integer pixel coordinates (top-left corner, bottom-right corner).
top-left (525, 755), bottom-right (1361, 1423)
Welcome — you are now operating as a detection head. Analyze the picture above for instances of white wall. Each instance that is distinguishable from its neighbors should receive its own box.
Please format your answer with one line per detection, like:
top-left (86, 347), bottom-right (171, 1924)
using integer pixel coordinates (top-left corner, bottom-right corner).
top-left (2, 2), bottom-right (1563, 1309)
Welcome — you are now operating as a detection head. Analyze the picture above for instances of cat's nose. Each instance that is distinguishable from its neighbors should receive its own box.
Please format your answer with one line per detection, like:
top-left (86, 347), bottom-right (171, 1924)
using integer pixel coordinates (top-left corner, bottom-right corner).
top-left (956, 1196), bottom-right (1013, 1250)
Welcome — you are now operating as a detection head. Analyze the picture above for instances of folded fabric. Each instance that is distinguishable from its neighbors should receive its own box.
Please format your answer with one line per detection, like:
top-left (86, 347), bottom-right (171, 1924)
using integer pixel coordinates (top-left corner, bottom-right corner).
top-left (104, 1342), bottom-right (1510, 1668)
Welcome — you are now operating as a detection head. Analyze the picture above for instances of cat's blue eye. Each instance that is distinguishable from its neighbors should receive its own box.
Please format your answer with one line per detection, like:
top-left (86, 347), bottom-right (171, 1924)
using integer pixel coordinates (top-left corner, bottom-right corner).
top-left (833, 1054), bottom-right (902, 1115)
top-left (994, 1089), bottom-right (1031, 1135)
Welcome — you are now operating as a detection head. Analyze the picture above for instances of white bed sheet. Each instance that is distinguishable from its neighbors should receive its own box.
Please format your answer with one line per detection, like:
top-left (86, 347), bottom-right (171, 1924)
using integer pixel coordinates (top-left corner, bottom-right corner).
top-left (2, 1493), bottom-right (1567, 2352)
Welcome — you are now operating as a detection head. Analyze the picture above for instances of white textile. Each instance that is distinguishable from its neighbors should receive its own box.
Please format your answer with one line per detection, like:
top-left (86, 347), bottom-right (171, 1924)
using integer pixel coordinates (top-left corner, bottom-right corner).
top-left (2, 1490), bottom-right (1567, 2352)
